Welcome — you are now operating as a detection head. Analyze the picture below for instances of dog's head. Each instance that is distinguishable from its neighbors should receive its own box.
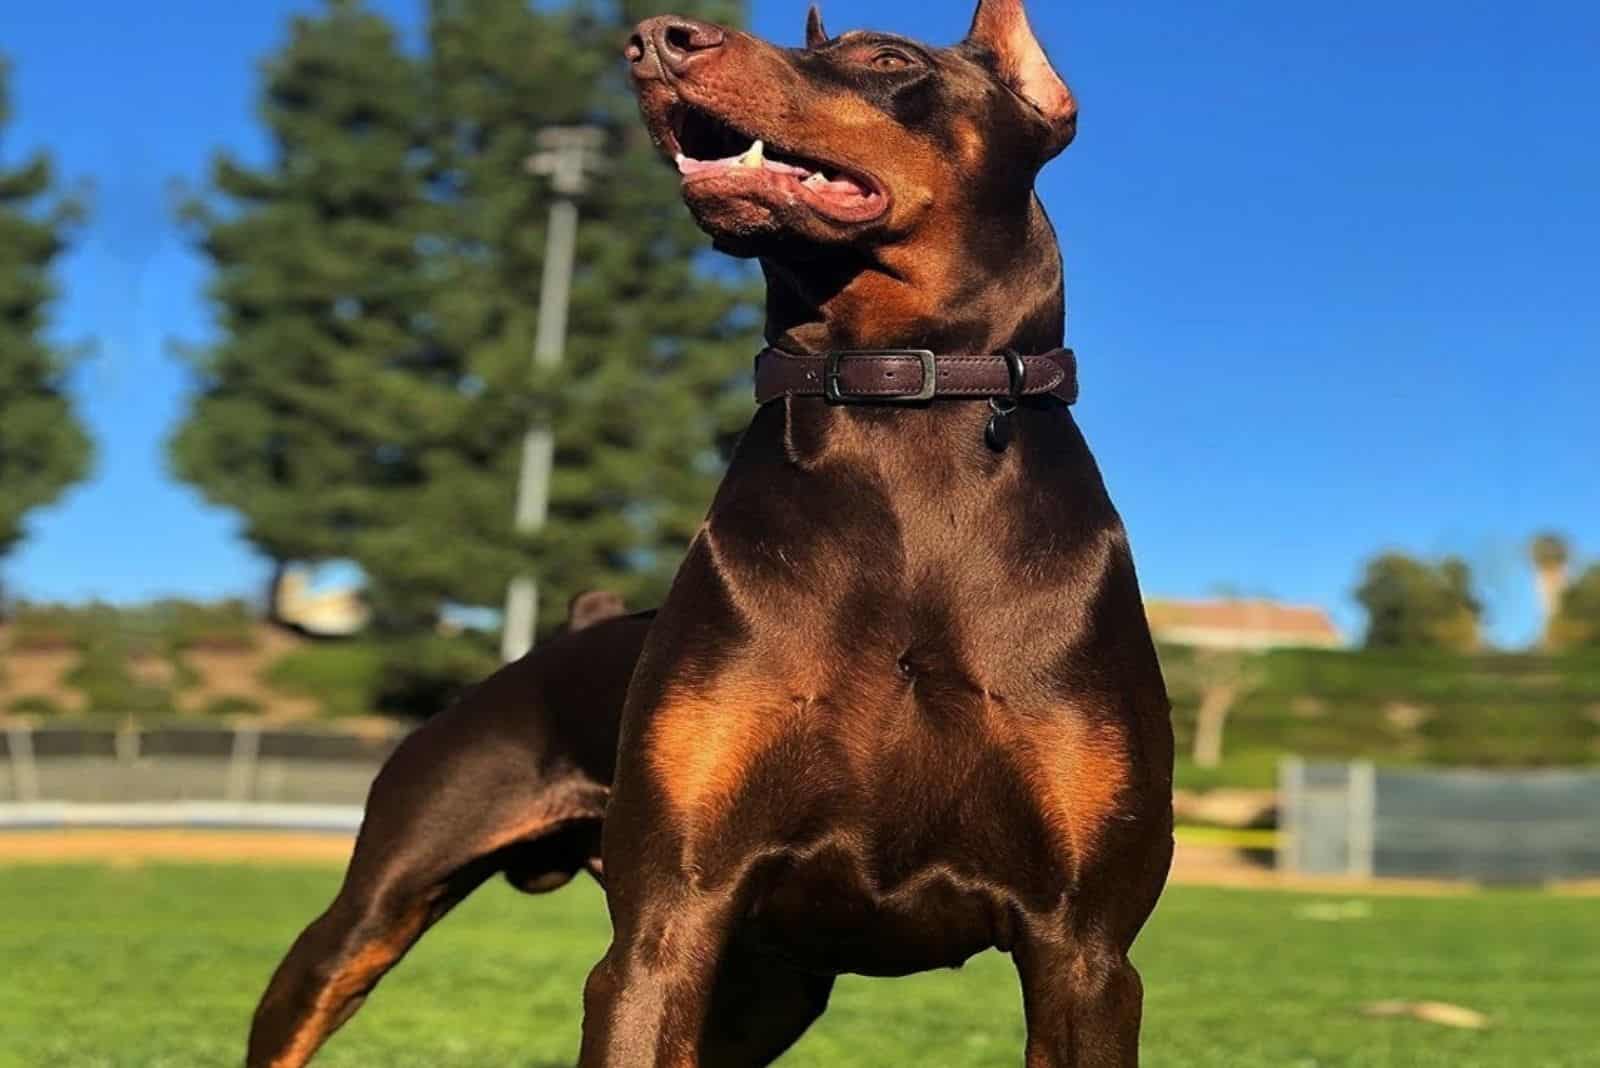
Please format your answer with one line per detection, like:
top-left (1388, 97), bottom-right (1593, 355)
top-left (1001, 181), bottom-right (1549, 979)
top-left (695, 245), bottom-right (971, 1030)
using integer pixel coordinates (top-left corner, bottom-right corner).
top-left (627, 0), bottom-right (1075, 261)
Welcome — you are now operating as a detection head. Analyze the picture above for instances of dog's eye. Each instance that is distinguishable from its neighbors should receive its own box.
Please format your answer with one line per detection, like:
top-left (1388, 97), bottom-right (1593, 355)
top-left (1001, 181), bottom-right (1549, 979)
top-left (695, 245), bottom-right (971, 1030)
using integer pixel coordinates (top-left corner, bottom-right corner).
top-left (869, 49), bottom-right (915, 71)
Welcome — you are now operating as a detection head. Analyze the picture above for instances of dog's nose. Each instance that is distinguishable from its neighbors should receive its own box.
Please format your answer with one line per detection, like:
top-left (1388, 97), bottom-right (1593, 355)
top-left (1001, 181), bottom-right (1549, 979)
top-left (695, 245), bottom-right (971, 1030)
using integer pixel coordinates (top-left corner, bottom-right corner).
top-left (628, 16), bottom-right (726, 77)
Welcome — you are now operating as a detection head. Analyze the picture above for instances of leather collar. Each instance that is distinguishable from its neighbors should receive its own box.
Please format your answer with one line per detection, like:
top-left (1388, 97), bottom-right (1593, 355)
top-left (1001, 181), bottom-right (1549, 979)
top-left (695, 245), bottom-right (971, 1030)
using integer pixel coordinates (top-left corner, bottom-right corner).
top-left (754, 348), bottom-right (1078, 407)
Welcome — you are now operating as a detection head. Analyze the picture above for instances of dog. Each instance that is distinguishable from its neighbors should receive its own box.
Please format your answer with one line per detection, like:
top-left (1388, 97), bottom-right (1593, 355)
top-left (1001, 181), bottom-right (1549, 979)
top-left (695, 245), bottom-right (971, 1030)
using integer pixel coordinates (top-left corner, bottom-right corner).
top-left (247, 3), bottom-right (1173, 1065)
top-left (583, 2), bottom-right (1173, 1065)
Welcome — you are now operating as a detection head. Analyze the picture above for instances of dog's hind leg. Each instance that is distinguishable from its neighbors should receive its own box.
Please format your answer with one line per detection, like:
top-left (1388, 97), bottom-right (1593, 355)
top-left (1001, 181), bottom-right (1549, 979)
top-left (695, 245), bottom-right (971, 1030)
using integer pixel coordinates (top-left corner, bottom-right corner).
top-left (246, 731), bottom-right (606, 1068)
top-left (246, 612), bottom-right (647, 1068)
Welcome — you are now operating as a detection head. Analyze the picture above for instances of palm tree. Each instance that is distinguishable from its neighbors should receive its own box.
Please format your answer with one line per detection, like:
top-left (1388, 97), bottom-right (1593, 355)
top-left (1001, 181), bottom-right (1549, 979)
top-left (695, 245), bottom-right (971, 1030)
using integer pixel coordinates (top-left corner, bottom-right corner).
top-left (1530, 533), bottom-right (1572, 647)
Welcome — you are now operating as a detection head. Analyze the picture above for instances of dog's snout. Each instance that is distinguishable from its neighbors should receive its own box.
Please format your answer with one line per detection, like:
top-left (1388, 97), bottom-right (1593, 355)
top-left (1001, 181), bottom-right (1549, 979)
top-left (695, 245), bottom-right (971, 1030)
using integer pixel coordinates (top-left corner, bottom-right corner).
top-left (629, 16), bottom-right (726, 77)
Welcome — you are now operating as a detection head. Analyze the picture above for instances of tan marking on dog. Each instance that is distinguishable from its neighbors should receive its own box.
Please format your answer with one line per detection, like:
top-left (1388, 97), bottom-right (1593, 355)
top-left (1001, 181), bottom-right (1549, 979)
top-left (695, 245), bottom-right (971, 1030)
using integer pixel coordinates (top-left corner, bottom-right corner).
top-left (268, 907), bottom-right (428, 1068)
top-left (953, 116), bottom-right (987, 168)
top-left (648, 675), bottom-right (800, 827)
top-left (1003, 703), bottom-right (1132, 877)
top-left (806, 92), bottom-right (942, 217)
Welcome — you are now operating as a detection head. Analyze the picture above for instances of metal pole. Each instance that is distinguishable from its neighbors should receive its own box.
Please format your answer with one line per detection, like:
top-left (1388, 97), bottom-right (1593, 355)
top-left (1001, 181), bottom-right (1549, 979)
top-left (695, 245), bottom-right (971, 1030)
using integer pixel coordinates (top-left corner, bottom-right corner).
top-left (1278, 755), bottom-right (1304, 874)
top-left (6, 725), bottom-right (39, 803)
top-left (501, 127), bottom-right (604, 663)
top-left (1347, 760), bottom-right (1377, 879)
top-left (226, 726), bottom-right (261, 804)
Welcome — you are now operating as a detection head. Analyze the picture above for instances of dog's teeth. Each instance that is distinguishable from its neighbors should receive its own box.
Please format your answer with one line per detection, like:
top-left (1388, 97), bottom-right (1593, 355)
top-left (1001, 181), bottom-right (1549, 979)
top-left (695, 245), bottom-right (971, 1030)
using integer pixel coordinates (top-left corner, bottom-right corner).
top-left (803, 172), bottom-right (829, 188)
top-left (736, 140), bottom-right (766, 169)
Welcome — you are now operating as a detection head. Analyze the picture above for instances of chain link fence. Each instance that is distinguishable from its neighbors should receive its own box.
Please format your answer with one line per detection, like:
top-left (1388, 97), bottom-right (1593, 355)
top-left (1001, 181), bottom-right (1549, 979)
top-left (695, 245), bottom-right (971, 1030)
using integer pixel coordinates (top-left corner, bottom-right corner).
top-left (1280, 758), bottom-right (1600, 884)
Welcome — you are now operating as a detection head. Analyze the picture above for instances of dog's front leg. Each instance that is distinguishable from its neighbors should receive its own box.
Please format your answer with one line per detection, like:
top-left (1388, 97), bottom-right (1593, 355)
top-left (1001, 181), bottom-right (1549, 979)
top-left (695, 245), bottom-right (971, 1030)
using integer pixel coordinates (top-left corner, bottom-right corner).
top-left (1014, 932), bottom-right (1145, 1068)
top-left (577, 889), bottom-right (739, 1068)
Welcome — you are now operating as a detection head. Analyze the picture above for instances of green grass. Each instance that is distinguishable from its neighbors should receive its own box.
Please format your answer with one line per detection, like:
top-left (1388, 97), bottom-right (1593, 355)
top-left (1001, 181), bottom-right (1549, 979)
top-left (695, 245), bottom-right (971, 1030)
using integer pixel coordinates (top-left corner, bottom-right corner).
top-left (1, 863), bottom-right (1595, 1066)
top-left (1160, 645), bottom-right (1600, 785)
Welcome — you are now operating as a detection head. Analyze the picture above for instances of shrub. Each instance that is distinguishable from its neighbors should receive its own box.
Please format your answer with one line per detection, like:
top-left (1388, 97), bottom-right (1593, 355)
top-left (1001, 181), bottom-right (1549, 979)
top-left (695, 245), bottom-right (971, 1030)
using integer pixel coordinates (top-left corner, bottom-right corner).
top-left (264, 635), bottom-right (496, 720)
top-left (7, 695), bottom-right (65, 717)
top-left (154, 599), bottom-right (258, 653)
top-left (372, 636), bottom-right (498, 720)
top-left (264, 642), bottom-right (386, 719)
top-left (202, 695), bottom-right (265, 719)
top-left (7, 603), bottom-right (85, 652)
top-left (62, 612), bottom-right (174, 719)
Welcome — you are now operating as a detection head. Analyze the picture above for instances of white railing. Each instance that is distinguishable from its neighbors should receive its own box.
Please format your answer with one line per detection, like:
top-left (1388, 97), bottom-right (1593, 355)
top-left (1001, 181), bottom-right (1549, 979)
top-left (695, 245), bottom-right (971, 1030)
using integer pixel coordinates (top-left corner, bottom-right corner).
top-left (0, 723), bottom-right (399, 831)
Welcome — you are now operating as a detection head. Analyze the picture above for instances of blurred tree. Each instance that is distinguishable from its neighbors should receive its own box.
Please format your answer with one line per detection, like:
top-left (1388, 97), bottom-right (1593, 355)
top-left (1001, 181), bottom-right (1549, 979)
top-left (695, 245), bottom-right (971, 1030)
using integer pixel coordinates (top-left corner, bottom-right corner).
top-left (170, 0), bottom-right (433, 626)
top-left (1529, 532), bottom-right (1571, 648)
top-left (1163, 647), bottom-right (1264, 770)
top-left (0, 57), bottom-right (93, 586)
top-left (1354, 552), bottom-right (1483, 652)
top-left (1549, 564), bottom-right (1600, 650)
top-left (173, 0), bottom-right (758, 636)
top-left (353, 0), bottom-right (757, 625)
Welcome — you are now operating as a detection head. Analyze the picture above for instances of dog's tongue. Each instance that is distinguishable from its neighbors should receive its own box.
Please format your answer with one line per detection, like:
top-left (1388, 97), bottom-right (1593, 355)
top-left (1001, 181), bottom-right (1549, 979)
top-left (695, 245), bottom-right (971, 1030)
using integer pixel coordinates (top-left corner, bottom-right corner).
top-left (675, 140), bottom-right (868, 199)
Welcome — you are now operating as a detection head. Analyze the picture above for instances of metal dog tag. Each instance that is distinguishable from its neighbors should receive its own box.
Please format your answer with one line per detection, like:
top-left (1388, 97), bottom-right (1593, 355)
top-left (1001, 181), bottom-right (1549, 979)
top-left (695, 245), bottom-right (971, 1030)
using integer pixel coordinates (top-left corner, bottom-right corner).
top-left (985, 408), bottom-right (1013, 452)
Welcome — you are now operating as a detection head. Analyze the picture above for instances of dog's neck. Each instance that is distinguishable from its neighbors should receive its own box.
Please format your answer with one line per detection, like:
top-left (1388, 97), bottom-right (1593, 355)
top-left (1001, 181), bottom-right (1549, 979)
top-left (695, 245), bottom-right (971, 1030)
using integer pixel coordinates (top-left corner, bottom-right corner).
top-left (760, 198), bottom-right (1065, 357)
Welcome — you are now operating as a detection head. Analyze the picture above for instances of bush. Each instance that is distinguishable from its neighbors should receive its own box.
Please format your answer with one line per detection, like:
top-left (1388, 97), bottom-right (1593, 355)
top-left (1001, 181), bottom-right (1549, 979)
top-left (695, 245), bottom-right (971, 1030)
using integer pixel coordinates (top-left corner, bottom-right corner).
top-left (7, 603), bottom-right (85, 652)
top-left (49, 607), bottom-right (171, 718)
top-left (264, 635), bottom-right (495, 720)
top-left (372, 636), bottom-right (498, 719)
top-left (6, 695), bottom-right (65, 718)
top-left (154, 599), bottom-right (258, 653)
top-left (202, 695), bottom-right (265, 719)
top-left (264, 643), bottom-right (386, 719)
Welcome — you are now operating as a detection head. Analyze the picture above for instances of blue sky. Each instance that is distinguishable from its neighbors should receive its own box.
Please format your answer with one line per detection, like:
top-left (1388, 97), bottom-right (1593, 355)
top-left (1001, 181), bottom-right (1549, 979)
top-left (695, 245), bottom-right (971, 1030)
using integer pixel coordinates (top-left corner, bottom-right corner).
top-left (4, 0), bottom-right (1598, 646)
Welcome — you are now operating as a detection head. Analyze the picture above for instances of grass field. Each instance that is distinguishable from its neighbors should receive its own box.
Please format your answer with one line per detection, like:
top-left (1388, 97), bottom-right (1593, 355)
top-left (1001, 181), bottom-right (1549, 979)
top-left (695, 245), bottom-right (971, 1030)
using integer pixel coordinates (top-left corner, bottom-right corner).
top-left (1, 863), bottom-right (1595, 1067)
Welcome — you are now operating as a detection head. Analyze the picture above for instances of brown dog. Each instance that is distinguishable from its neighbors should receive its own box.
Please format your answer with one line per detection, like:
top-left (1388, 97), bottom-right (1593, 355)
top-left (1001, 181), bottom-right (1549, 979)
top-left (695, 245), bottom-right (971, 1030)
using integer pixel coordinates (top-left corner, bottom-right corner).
top-left (579, 2), bottom-right (1173, 1065)
top-left (246, 3), bottom-right (1173, 1065)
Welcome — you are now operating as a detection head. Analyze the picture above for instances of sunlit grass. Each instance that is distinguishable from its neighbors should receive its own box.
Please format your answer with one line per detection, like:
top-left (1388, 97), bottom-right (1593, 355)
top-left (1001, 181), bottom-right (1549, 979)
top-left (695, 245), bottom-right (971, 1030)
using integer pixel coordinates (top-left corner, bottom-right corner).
top-left (1, 863), bottom-right (1594, 1067)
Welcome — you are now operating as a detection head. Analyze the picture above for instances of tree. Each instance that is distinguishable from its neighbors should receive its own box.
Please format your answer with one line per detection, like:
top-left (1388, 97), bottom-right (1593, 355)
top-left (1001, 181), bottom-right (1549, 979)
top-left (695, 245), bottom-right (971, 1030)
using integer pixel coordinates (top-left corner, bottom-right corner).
top-left (1530, 532), bottom-right (1571, 647)
top-left (349, 0), bottom-right (756, 626)
top-left (1549, 564), bottom-right (1600, 650)
top-left (1354, 552), bottom-right (1483, 653)
top-left (170, 1), bottom-right (433, 624)
top-left (173, 0), bottom-right (759, 634)
top-left (1165, 648), bottom-right (1264, 770)
top-left (0, 57), bottom-right (93, 583)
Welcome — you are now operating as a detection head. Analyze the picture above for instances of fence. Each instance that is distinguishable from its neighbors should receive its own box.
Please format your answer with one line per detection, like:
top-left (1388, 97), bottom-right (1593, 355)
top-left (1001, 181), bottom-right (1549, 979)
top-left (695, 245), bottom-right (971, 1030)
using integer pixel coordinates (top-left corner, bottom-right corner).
top-left (1280, 758), bottom-right (1600, 884)
top-left (0, 723), bottom-right (403, 831)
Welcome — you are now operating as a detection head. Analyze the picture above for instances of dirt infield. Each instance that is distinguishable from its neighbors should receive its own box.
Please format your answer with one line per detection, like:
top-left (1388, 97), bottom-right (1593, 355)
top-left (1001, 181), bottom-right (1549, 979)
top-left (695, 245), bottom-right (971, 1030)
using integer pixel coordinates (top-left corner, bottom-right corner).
top-left (0, 829), bottom-right (354, 865)
top-left (7, 830), bottom-right (1588, 895)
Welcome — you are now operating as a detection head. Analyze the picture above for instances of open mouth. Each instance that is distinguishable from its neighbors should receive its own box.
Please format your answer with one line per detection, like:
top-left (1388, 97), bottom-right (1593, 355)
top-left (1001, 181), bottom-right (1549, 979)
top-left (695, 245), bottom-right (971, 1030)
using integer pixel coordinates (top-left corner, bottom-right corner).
top-left (668, 105), bottom-right (888, 225)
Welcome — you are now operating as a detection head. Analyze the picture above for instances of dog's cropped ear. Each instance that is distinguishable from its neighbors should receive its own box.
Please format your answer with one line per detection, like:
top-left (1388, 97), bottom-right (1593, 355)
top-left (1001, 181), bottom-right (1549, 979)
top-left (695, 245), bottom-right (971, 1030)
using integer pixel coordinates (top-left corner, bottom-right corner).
top-left (966, 0), bottom-right (1077, 158)
top-left (806, 5), bottom-right (830, 49)
top-left (567, 590), bottom-right (628, 632)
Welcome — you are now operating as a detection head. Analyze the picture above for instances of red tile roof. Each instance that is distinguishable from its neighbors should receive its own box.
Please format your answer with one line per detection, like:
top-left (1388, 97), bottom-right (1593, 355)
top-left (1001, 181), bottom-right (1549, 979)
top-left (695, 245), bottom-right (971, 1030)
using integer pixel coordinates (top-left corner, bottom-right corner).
top-left (1145, 599), bottom-right (1342, 648)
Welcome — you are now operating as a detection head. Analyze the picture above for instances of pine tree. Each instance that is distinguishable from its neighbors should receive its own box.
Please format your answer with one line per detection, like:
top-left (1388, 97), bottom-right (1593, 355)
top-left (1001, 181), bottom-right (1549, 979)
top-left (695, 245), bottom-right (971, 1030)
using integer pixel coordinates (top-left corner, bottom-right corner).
top-left (174, 0), bottom-right (760, 636)
top-left (170, 0), bottom-right (432, 621)
top-left (348, 0), bottom-right (757, 626)
top-left (0, 56), bottom-right (93, 576)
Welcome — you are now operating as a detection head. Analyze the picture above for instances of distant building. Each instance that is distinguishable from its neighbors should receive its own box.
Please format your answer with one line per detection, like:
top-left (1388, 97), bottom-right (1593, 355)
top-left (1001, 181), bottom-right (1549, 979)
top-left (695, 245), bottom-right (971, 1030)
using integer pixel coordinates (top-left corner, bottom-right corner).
top-left (275, 567), bottom-right (371, 638)
top-left (1145, 598), bottom-right (1343, 651)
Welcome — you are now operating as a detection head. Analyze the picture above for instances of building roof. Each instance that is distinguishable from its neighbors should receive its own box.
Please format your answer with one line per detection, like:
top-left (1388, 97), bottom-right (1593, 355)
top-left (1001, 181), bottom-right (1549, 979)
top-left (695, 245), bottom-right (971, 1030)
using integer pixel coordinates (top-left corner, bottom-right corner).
top-left (1145, 598), bottom-right (1343, 650)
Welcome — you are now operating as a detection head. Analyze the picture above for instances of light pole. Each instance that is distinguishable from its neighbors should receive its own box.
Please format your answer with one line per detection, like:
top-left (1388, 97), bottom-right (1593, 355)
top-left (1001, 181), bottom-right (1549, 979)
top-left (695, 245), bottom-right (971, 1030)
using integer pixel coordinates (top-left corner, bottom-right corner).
top-left (501, 125), bottom-right (606, 662)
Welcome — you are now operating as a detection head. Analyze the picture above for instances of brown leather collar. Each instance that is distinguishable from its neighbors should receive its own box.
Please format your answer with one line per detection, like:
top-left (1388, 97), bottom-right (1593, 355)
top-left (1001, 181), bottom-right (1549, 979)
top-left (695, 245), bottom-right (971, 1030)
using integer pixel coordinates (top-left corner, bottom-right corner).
top-left (754, 348), bottom-right (1078, 407)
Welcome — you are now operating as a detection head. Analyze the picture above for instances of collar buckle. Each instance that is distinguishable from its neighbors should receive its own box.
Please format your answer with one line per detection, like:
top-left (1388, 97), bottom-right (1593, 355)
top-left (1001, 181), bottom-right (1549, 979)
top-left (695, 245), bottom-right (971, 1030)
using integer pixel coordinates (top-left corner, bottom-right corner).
top-left (823, 350), bottom-right (938, 404)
